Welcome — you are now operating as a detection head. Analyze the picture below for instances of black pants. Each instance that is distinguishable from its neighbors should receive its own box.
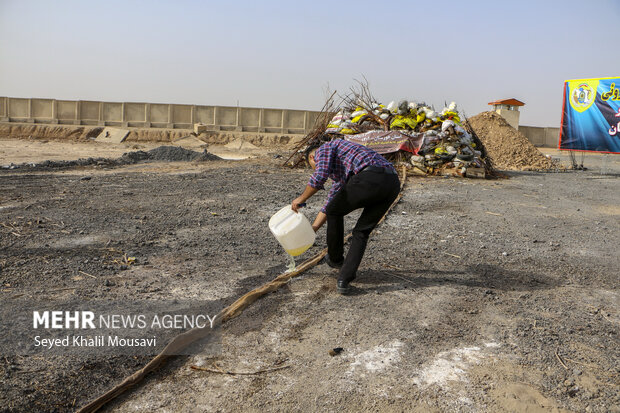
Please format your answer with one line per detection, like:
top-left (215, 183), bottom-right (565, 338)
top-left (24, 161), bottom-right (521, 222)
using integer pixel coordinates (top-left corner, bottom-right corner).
top-left (325, 169), bottom-right (400, 284)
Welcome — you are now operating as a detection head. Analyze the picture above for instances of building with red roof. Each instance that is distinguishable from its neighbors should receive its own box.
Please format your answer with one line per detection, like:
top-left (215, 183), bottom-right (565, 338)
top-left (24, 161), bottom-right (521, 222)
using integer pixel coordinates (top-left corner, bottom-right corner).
top-left (488, 98), bottom-right (525, 130)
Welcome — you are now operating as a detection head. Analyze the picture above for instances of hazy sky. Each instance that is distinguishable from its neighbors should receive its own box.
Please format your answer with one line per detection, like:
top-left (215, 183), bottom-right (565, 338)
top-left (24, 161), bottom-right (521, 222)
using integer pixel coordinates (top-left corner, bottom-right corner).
top-left (1, 0), bottom-right (619, 127)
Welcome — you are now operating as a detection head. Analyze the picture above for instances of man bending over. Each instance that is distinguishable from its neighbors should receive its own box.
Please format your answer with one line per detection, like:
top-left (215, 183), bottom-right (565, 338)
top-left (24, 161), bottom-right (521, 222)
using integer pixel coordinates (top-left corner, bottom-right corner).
top-left (291, 138), bottom-right (400, 294)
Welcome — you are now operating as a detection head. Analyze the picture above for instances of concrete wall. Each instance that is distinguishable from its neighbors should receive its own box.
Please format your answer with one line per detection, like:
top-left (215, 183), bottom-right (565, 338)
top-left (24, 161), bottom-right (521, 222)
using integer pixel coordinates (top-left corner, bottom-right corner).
top-left (0, 96), bottom-right (322, 134)
top-left (519, 126), bottom-right (560, 148)
top-left (492, 106), bottom-right (559, 148)
top-left (0, 96), bottom-right (561, 147)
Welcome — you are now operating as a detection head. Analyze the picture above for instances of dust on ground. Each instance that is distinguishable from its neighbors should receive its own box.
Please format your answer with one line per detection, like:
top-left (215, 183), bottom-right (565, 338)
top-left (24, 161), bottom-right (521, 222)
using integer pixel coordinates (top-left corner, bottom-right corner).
top-left (1, 135), bottom-right (618, 412)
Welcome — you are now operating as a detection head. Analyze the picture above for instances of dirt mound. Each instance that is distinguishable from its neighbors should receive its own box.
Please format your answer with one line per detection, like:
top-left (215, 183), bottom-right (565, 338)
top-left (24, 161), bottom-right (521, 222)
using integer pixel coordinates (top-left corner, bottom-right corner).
top-left (0, 122), bottom-right (306, 148)
top-left (199, 131), bottom-right (304, 148)
top-left (0, 123), bottom-right (193, 143)
top-left (145, 145), bottom-right (220, 161)
top-left (125, 129), bottom-right (190, 142)
top-left (0, 123), bottom-right (102, 141)
top-left (465, 112), bottom-right (556, 171)
top-left (224, 138), bottom-right (259, 150)
top-left (3, 146), bottom-right (221, 170)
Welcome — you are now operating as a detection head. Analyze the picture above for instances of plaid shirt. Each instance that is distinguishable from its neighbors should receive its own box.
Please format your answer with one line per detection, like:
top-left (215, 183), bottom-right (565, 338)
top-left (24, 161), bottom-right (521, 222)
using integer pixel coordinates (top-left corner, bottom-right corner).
top-left (308, 139), bottom-right (395, 213)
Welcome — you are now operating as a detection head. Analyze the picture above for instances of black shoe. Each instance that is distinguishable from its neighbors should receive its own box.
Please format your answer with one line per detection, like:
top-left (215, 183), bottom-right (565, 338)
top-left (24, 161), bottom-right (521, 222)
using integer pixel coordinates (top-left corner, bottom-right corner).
top-left (321, 254), bottom-right (343, 269)
top-left (337, 280), bottom-right (351, 295)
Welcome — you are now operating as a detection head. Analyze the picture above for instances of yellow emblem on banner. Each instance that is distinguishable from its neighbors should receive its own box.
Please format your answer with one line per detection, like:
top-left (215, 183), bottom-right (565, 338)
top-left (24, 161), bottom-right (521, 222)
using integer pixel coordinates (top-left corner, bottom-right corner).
top-left (568, 79), bottom-right (598, 113)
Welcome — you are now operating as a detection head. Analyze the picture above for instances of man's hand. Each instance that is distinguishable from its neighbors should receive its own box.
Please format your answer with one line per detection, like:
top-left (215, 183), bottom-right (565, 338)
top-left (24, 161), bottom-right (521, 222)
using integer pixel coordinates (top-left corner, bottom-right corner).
top-left (292, 185), bottom-right (319, 213)
top-left (291, 197), bottom-right (306, 213)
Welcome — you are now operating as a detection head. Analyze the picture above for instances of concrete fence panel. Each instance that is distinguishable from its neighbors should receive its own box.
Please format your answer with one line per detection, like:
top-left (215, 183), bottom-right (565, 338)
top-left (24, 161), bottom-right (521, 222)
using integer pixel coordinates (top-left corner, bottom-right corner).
top-left (0, 97), bottom-right (6, 118)
top-left (9, 98), bottom-right (30, 118)
top-left (172, 105), bottom-right (192, 125)
top-left (150, 104), bottom-right (169, 125)
top-left (286, 110), bottom-right (306, 130)
top-left (520, 126), bottom-right (561, 148)
top-left (240, 108), bottom-right (260, 131)
top-left (102, 102), bottom-right (122, 123)
top-left (306, 112), bottom-right (320, 129)
top-left (217, 106), bottom-right (237, 127)
top-left (263, 109), bottom-right (283, 129)
top-left (32, 99), bottom-right (53, 119)
top-left (125, 103), bottom-right (146, 123)
top-left (195, 105), bottom-right (215, 125)
top-left (81, 101), bottom-right (100, 121)
top-left (57, 100), bottom-right (77, 121)
top-left (544, 128), bottom-right (559, 147)
top-left (520, 126), bottom-right (545, 146)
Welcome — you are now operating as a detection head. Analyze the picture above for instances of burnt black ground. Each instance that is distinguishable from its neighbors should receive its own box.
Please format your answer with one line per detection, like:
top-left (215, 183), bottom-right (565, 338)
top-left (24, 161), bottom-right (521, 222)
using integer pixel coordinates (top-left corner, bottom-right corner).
top-left (0, 158), bottom-right (618, 412)
top-left (2, 145), bottom-right (221, 171)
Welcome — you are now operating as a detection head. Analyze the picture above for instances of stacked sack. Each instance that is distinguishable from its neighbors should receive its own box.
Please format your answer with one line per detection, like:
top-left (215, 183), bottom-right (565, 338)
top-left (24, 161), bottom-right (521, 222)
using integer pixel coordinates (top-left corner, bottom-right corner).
top-left (324, 100), bottom-right (485, 176)
top-left (326, 100), bottom-right (461, 135)
top-left (410, 119), bottom-right (485, 176)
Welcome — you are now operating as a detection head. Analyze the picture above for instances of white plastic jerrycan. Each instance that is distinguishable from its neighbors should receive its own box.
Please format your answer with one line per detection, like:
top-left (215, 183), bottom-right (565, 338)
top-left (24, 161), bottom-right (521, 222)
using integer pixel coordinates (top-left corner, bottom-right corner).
top-left (269, 205), bottom-right (316, 257)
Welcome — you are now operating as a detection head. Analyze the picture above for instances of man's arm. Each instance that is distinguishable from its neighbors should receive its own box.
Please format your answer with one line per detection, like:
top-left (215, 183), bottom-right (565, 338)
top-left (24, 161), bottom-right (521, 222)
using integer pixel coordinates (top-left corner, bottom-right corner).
top-left (311, 179), bottom-right (342, 231)
top-left (292, 185), bottom-right (319, 212)
top-left (307, 144), bottom-right (333, 190)
top-left (292, 143), bottom-right (333, 213)
top-left (312, 212), bottom-right (327, 232)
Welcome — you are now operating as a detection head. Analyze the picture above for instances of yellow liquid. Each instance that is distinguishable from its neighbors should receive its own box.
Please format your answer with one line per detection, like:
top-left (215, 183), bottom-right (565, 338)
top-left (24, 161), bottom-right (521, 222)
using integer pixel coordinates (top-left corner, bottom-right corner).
top-left (285, 244), bottom-right (312, 257)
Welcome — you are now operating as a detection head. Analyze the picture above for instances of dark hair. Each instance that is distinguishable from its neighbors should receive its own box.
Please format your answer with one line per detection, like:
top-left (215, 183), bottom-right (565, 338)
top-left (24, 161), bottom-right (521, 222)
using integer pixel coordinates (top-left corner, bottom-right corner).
top-left (304, 140), bottom-right (322, 163)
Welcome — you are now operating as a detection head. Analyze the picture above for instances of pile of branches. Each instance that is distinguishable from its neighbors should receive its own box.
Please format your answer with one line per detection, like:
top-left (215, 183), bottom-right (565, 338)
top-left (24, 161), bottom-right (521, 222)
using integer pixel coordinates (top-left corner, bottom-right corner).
top-left (282, 90), bottom-right (339, 168)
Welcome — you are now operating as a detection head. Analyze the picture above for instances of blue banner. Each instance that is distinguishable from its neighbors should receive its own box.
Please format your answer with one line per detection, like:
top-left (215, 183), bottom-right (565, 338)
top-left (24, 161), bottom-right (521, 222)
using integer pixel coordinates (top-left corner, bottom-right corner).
top-left (559, 77), bottom-right (620, 153)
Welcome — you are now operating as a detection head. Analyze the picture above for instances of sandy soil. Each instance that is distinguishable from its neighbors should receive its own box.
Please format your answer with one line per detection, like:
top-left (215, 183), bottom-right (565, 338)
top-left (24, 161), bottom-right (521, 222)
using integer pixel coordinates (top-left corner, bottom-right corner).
top-left (0, 123), bottom-right (304, 165)
top-left (0, 137), bottom-right (277, 164)
top-left (0, 138), bottom-right (162, 165)
top-left (3, 135), bottom-right (618, 172)
top-left (1, 139), bottom-right (618, 412)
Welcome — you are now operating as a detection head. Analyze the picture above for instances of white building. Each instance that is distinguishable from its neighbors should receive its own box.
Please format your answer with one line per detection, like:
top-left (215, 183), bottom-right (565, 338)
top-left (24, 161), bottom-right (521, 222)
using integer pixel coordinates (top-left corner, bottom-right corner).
top-left (488, 98), bottom-right (525, 130)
